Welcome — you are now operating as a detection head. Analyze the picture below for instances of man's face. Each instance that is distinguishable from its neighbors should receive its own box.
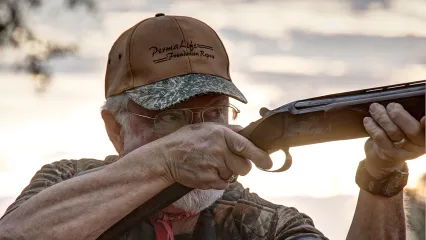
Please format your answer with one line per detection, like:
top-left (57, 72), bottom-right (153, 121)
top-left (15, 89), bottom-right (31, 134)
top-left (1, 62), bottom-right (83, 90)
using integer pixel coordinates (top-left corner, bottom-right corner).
top-left (119, 94), bottom-right (231, 213)
top-left (121, 94), bottom-right (230, 156)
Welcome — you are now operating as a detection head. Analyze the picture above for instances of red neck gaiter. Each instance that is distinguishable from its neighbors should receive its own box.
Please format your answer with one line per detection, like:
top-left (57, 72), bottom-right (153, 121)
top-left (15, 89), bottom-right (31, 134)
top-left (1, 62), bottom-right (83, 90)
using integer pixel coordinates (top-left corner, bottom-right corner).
top-left (150, 211), bottom-right (198, 240)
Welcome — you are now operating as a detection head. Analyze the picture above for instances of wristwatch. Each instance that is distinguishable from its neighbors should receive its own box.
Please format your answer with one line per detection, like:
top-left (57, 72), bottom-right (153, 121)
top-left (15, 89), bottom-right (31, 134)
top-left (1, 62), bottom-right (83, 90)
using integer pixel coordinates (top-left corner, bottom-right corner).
top-left (355, 160), bottom-right (409, 198)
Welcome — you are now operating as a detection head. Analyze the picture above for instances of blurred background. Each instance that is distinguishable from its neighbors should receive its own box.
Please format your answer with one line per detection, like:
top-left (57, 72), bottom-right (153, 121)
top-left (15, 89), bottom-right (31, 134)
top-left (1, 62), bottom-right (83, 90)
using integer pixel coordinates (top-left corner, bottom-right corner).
top-left (0, 0), bottom-right (425, 239)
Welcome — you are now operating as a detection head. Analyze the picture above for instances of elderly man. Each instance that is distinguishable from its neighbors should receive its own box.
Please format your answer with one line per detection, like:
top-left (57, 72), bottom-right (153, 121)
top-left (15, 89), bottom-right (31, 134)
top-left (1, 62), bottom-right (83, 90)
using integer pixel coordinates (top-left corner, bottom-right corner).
top-left (0, 14), bottom-right (424, 240)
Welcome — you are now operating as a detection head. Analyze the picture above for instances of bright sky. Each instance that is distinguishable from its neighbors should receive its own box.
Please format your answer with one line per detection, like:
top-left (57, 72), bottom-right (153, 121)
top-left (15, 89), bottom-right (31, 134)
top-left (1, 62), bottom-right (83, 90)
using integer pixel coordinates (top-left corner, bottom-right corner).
top-left (1, 72), bottom-right (424, 199)
top-left (1, 1), bottom-right (425, 239)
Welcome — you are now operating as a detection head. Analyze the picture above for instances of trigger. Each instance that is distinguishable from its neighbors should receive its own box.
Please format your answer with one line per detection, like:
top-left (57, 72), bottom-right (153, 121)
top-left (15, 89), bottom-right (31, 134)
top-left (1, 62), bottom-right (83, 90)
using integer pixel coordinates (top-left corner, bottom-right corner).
top-left (257, 147), bottom-right (293, 173)
top-left (281, 148), bottom-right (293, 171)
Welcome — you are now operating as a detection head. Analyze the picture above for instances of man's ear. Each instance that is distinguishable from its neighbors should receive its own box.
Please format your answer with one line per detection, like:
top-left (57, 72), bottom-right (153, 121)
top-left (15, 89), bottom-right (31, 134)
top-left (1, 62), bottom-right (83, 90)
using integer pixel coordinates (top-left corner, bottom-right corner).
top-left (101, 110), bottom-right (124, 155)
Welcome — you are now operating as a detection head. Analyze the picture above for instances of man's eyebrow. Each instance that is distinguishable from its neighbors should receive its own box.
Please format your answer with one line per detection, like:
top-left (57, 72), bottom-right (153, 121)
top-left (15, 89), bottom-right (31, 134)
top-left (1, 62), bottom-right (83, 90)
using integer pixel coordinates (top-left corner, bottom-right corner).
top-left (207, 97), bottom-right (229, 106)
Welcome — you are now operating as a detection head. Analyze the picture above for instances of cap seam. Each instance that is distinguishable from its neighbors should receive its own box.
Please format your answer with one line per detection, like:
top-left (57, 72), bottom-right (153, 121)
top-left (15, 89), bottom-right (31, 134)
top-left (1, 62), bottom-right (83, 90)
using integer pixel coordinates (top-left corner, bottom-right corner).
top-left (170, 16), bottom-right (193, 72)
top-left (127, 20), bottom-right (148, 89)
top-left (208, 27), bottom-right (230, 78)
top-left (211, 30), bottom-right (230, 78)
top-left (191, 17), bottom-right (231, 79)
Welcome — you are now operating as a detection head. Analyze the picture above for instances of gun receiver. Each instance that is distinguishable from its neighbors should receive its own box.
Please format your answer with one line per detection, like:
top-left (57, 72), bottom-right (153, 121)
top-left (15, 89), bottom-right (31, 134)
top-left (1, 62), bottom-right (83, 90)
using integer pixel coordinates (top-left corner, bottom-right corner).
top-left (98, 80), bottom-right (425, 239)
top-left (238, 80), bottom-right (425, 172)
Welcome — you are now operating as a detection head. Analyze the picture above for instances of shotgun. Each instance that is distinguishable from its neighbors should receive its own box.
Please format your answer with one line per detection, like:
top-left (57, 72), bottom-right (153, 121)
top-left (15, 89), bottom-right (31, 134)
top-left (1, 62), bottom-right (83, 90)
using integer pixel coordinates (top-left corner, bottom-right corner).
top-left (98, 79), bottom-right (425, 239)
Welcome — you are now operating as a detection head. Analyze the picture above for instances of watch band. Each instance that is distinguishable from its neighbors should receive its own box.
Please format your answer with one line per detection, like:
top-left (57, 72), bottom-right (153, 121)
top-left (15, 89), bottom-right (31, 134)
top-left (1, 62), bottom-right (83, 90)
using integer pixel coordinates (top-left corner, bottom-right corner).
top-left (355, 160), bottom-right (409, 198)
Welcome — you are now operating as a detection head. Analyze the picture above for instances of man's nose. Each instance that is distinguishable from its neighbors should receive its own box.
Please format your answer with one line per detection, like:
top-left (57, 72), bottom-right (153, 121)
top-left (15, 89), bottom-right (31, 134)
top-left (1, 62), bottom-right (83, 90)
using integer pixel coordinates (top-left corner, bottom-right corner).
top-left (191, 112), bottom-right (203, 123)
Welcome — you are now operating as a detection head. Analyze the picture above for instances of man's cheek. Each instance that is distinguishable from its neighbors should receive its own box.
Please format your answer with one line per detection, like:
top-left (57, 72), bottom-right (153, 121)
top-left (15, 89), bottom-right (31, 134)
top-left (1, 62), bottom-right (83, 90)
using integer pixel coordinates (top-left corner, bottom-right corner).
top-left (122, 128), bottom-right (157, 155)
top-left (153, 123), bottom-right (183, 137)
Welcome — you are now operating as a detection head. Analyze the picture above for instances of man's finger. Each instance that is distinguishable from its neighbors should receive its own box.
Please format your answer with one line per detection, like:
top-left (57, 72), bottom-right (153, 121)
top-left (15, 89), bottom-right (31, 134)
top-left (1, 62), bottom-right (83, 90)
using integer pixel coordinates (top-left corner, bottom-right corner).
top-left (369, 103), bottom-right (405, 142)
top-left (402, 142), bottom-right (425, 155)
top-left (224, 128), bottom-right (273, 170)
top-left (227, 124), bottom-right (244, 132)
top-left (223, 152), bottom-right (252, 176)
top-left (215, 158), bottom-right (235, 180)
top-left (387, 103), bottom-right (425, 146)
top-left (197, 171), bottom-right (229, 190)
top-left (363, 117), bottom-right (394, 149)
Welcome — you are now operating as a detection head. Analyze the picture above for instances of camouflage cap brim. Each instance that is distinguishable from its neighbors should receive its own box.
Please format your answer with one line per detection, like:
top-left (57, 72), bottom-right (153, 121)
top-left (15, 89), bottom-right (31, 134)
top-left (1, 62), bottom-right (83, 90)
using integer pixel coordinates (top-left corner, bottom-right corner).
top-left (125, 73), bottom-right (248, 111)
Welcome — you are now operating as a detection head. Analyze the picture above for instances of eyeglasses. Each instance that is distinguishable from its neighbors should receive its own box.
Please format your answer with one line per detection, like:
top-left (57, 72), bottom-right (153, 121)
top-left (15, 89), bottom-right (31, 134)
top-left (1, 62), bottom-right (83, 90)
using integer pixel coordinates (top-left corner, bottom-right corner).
top-left (129, 104), bottom-right (240, 135)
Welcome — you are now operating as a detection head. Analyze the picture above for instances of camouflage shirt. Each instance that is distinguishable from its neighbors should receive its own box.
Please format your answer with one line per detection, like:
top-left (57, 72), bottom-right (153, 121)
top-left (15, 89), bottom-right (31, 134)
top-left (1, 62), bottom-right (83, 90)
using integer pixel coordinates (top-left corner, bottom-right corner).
top-left (1, 156), bottom-right (329, 240)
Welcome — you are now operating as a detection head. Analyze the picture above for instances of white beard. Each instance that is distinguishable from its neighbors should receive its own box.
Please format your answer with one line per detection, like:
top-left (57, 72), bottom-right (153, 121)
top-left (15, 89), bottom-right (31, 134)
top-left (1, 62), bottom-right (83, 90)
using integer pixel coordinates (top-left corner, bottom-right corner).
top-left (171, 189), bottom-right (225, 213)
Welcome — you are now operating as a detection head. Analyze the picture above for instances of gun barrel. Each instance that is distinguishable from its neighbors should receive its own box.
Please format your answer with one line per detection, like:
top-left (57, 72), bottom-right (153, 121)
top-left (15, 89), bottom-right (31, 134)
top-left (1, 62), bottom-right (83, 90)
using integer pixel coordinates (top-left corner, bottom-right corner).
top-left (240, 80), bottom-right (426, 152)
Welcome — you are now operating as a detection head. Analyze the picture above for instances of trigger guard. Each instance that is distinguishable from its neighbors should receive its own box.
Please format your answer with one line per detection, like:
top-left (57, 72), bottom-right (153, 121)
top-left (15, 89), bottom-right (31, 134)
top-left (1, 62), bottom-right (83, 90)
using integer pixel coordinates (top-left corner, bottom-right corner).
top-left (257, 148), bottom-right (293, 173)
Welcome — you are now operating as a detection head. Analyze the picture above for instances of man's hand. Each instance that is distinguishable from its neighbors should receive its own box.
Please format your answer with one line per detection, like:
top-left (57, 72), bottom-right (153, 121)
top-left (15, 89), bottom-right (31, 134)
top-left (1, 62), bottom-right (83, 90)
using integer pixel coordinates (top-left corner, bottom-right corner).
top-left (363, 102), bottom-right (425, 179)
top-left (153, 122), bottom-right (273, 190)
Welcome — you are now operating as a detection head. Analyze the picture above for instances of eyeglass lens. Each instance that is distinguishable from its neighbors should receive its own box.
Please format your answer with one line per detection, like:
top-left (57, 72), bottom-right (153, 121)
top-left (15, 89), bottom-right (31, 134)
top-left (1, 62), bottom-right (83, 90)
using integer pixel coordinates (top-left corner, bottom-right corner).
top-left (153, 106), bottom-right (237, 135)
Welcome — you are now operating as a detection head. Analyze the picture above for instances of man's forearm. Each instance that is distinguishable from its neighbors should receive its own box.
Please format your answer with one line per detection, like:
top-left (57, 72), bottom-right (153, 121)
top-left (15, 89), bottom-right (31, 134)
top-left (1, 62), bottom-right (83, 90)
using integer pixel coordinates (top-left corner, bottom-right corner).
top-left (347, 190), bottom-right (405, 240)
top-left (0, 147), bottom-right (172, 240)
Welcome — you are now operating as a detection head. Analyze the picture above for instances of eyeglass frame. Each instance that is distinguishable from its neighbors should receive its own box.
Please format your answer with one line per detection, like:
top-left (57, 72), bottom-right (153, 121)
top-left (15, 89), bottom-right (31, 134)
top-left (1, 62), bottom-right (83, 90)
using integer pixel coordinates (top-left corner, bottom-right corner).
top-left (128, 104), bottom-right (240, 125)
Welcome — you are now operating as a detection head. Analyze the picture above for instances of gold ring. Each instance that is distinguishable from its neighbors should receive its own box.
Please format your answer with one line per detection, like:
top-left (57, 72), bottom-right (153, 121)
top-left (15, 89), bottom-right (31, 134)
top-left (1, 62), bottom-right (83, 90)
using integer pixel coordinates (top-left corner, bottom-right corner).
top-left (227, 174), bottom-right (237, 183)
top-left (393, 138), bottom-right (406, 149)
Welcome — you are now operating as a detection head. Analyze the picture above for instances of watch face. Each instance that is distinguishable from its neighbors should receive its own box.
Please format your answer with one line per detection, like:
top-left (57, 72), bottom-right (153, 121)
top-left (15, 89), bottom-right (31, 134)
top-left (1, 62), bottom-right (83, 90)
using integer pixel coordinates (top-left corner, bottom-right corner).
top-left (383, 174), bottom-right (408, 196)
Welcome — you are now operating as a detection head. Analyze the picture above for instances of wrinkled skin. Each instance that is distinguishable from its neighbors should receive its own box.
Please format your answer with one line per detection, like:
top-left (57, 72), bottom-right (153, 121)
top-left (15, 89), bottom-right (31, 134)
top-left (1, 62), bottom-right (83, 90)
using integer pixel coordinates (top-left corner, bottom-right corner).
top-left (102, 94), bottom-right (272, 216)
top-left (363, 102), bottom-right (425, 179)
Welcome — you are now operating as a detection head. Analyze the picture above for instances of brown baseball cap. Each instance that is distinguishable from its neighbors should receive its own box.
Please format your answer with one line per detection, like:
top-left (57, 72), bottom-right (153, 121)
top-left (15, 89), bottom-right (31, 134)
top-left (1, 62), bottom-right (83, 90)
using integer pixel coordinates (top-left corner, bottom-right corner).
top-left (105, 13), bottom-right (247, 110)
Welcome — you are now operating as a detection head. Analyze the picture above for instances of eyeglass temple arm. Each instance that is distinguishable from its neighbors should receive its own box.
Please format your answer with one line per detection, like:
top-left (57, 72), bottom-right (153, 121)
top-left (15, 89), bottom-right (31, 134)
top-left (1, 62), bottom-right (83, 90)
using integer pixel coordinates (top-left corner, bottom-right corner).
top-left (129, 112), bottom-right (156, 119)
